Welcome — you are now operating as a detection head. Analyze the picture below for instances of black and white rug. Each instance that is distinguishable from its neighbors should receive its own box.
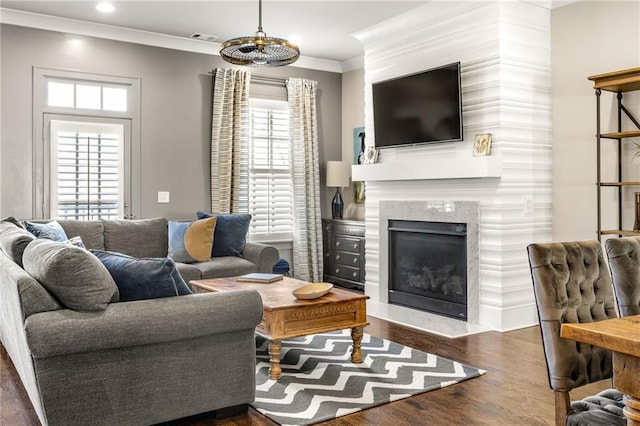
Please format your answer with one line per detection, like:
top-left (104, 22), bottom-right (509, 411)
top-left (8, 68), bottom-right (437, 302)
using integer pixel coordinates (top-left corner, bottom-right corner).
top-left (251, 330), bottom-right (486, 425)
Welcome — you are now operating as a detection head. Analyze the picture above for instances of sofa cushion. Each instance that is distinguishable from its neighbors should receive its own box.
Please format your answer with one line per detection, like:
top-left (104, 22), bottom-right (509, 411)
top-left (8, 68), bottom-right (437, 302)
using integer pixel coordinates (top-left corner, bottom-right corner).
top-left (174, 262), bottom-right (202, 284)
top-left (0, 222), bottom-right (36, 267)
top-left (195, 256), bottom-right (257, 279)
top-left (57, 220), bottom-right (105, 250)
top-left (24, 220), bottom-right (68, 242)
top-left (92, 250), bottom-right (192, 301)
top-left (103, 218), bottom-right (168, 258)
top-left (168, 217), bottom-right (216, 263)
top-left (197, 211), bottom-right (251, 257)
top-left (23, 239), bottom-right (119, 311)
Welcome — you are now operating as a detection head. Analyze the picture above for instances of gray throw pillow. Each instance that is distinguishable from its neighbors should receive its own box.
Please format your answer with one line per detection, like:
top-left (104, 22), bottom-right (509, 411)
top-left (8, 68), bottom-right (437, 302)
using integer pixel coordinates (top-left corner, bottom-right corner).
top-left (91, 250), bottom-right (192, 301)
top-left (0, 222), bottom-right (36, 267)
top-left (1, 216), bottom-right (25, 228)
top-left (23, 239), bottom-right (119, 311)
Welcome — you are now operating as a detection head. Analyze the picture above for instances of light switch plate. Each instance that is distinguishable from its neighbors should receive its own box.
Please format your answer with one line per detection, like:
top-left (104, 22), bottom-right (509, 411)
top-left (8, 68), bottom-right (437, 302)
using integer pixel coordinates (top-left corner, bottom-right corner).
top-left (158, 191), bottom-right (170, 203)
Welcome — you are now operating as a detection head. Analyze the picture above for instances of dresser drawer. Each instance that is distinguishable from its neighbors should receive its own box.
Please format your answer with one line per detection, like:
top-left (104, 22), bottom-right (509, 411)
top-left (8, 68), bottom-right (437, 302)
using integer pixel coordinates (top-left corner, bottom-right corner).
top-left (334, 265), bottom-right (361, 282)
top-left (334, 236), bottom-right (361, 252)
top-left (334, 223), bottom-right (365, 237)
top-left (334, 251), bottom-right (361, 267)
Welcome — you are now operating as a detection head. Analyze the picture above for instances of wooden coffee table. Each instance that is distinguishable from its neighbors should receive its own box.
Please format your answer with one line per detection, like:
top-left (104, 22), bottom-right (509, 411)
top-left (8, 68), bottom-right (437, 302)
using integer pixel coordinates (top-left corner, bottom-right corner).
top-left (190, 276), bottom-right (369, 380)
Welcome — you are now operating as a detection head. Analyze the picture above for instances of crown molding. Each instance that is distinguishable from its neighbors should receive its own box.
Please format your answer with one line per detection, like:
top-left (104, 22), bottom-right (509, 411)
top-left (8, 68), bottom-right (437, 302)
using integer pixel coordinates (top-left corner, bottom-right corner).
top-left (0, 8), bottom-right (345, 74)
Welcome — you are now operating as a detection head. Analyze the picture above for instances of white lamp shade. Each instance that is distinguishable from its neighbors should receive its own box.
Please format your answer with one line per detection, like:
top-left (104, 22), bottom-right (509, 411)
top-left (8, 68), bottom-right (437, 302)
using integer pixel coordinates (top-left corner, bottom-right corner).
top-left (326, 161), bottom-right (351, 188)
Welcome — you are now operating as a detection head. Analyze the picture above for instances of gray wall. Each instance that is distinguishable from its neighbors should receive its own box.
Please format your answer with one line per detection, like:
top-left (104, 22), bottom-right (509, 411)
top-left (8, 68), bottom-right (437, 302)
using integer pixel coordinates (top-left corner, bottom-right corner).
top-left (0, 24), bottom-right (342, 220)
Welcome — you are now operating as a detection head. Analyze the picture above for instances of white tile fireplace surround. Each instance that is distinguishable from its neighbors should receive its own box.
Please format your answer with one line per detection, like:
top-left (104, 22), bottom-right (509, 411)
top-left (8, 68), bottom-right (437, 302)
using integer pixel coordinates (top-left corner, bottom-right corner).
top-left (367, 200), bottom-right (489, 338)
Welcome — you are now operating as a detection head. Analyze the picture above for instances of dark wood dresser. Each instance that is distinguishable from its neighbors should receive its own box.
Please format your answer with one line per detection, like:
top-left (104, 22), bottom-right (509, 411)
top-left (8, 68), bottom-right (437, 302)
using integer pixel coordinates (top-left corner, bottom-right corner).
top-left (322, 218), bottom-right (365, 292)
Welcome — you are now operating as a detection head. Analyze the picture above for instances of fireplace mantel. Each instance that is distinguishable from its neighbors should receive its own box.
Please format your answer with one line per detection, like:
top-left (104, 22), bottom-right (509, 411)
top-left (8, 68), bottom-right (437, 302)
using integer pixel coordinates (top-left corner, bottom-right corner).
top-left (352, 156), bottom-right (502, 182)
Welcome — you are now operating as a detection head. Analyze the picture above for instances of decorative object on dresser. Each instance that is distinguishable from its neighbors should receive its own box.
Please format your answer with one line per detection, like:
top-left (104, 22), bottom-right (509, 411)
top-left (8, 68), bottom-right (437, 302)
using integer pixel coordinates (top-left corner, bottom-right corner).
top-left (326, 161), bottom-right (351, 219)
top-left (322, 218), bottom-right (365, 291)
top-left (589, 67), bottom-right (640, 240)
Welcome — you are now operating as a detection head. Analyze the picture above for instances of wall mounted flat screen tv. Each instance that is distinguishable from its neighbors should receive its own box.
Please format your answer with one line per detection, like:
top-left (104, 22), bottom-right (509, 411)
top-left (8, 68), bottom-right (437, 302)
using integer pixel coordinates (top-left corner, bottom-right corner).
top-left (372, 62), bottom-right (463, 148)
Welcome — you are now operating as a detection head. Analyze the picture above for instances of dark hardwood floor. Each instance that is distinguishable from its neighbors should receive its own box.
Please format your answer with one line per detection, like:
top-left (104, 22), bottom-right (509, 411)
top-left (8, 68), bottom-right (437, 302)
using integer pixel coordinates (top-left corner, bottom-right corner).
top-left (1, 316), bottom-right (611, 425)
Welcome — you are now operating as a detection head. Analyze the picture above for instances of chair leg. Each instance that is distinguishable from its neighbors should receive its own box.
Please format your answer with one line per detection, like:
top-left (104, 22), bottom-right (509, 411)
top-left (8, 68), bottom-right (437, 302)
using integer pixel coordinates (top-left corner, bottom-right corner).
top-left (554, 390), bottom-right (571, 426)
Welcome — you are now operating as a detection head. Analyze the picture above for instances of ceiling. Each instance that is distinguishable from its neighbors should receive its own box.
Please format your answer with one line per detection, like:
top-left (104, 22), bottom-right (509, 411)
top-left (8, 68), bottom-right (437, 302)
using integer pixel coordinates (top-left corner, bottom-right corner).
top-left (0, 1), bottom-right (431, 64)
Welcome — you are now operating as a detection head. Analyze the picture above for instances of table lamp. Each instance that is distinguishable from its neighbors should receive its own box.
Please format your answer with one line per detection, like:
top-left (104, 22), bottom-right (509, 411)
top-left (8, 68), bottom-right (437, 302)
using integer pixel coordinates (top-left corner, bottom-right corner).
top-left (326, 161), bottom-right (350, 219)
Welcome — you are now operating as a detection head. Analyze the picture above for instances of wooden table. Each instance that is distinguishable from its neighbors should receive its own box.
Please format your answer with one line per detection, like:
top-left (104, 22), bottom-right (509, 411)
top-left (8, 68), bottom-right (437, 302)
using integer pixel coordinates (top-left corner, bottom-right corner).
top-left (190, 276), bottom-right (369, 380)
top-left (561, 315), bottom-right (640, 425)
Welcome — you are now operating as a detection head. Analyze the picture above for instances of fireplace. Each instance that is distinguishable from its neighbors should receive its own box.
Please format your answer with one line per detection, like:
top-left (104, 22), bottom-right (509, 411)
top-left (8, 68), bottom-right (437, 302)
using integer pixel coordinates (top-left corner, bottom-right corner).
top-left (388, 220), bottom-right (467, 320)
top-left (373, 200), bottom-right (480, 327)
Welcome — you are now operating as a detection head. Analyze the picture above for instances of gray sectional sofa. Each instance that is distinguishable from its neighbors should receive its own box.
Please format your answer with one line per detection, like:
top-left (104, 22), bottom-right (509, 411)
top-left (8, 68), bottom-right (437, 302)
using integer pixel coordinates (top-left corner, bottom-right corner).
top-left (0, 217), bottom-right (279, 425)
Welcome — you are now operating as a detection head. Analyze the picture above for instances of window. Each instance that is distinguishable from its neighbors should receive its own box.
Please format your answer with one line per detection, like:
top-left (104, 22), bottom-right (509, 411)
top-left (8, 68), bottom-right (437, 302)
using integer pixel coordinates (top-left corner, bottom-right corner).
top-left (47, 80), bottom-right (128, 112)
top-left (248, 99), bottom-right (294, 241)
top-left (33, 68), bottom-right (140, 220)
top-left (49, 120), bottom-right (125, 220)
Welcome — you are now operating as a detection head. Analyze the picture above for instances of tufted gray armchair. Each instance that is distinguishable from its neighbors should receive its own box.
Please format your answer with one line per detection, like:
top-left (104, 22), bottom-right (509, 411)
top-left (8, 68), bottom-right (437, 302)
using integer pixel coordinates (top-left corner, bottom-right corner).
top-left (604, 236), bottom-right (640, 316)
top-left (527, 240), bottom-right (626, 426)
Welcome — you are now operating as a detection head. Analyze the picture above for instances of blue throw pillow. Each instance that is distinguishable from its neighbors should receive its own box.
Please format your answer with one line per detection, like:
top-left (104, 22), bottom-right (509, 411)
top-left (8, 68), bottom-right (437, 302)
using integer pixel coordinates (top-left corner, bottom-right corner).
top-left (168, 217), bottom-right (216, 263)
top-left (25, 220), bottom-right (68, 242)
top-left (91, 250), bottom-right (192, 301)
top-left (197, 211), bottom-right (251, 257)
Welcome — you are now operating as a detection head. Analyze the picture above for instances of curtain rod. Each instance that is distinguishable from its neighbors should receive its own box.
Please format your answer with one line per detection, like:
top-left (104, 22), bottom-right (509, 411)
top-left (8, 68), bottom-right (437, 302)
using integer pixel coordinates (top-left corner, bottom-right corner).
top-left (251, 75), bottom-right (287, 86)
top-left (209, 70), bottom-right (287, 87)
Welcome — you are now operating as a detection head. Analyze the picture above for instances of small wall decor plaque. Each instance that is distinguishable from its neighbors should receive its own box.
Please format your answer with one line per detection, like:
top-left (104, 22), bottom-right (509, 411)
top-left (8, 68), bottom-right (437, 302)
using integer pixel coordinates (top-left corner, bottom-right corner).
top-left (473, 133), bottom-right (492, 156)
top-left (364, 145), bottom-right (378, 164)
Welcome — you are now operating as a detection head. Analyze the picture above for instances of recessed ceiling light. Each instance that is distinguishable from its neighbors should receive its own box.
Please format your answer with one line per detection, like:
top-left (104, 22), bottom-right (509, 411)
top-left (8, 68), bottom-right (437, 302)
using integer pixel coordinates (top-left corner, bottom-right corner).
top-left (96, 2), bottom-right (115, 13)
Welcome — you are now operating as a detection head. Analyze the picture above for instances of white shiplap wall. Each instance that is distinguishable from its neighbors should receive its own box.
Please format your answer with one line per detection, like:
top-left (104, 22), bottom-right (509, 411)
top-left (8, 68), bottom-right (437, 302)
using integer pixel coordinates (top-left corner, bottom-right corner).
top-left (352, 1), bottom-right (552, 331)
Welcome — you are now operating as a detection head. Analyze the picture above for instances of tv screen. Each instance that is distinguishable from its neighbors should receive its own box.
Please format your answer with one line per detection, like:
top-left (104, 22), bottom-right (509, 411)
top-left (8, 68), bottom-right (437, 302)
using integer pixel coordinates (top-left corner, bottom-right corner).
top-left (372, 62), bottom-right (463, 148)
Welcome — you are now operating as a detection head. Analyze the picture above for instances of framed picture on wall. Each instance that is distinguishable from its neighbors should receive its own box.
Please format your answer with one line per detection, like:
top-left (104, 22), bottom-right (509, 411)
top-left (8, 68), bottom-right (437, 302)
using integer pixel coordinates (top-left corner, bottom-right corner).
top-left (353, 127), bottom-right (365, 203)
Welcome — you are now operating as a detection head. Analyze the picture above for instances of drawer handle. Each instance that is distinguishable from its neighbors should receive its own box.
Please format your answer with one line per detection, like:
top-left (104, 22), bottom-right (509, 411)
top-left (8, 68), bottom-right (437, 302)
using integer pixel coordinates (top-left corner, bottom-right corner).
top-left (345, 227), bottom-right (350, 233)
top-left (336, 254), bottom-right (341, 260)
top-left (353, 243), bottom-right (358, 249)
top-left (336, 241), bottom-right (341, 247)
top-left (335, 268), bottom-right (340, 274)
top-left (352, 272), bottom-right (357, 278)
top-left (353, 258), bottom-right (358, 264)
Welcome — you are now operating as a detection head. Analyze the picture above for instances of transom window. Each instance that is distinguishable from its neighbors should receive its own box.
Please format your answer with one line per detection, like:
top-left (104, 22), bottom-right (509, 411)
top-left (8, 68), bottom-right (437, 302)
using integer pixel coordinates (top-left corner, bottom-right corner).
top-left (248, 99), bottom-right (294, 241)
top-left (47, 80), bottom-right (128, 112)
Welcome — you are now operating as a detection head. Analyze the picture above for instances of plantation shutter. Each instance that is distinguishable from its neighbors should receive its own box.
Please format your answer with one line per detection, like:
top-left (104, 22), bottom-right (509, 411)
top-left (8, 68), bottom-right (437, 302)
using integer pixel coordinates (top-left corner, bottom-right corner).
top-left (249, 100), bottom-right (294, 241)
top-left (50, 120), bottom-right (124, 220)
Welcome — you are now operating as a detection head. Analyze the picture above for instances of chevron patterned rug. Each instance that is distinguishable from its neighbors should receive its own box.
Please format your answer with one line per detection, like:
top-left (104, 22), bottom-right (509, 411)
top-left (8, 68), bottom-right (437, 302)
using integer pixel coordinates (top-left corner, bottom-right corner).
top-left (251, 329), bottom-right (486, 425)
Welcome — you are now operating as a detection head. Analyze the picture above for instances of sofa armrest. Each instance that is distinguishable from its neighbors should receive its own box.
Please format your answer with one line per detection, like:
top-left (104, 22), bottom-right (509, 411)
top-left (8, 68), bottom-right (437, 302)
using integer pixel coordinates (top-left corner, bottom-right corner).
top-left (25, 290), bottom-right (262, 358)
top-left (242, 242), bottom-right (279, 273)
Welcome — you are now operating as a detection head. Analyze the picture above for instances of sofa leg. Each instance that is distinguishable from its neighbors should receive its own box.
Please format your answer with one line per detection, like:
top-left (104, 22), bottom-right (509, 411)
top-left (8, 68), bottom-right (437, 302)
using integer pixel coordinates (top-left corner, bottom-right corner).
top-left (215, 404), bottom-right (249, 419)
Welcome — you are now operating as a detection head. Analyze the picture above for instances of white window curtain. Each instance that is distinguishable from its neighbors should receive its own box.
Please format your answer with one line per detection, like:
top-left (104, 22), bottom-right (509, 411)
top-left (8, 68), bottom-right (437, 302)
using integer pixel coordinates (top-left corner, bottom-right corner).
top-left (210, 68), bottom-right (251, 213)
top-left (287, 78), bottom-right (323, 282)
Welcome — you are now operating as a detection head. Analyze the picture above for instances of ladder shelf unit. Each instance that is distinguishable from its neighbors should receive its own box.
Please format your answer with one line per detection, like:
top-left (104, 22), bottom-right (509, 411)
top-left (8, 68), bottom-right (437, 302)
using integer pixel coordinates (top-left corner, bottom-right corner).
top-left (589, 67), bottom-right (640, 240)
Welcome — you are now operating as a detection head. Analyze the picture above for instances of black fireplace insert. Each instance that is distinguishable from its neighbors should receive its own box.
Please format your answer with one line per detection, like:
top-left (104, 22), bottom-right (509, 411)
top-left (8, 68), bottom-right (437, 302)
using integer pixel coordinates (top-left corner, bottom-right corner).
top-left (388, 219), bottom-right (467, 320)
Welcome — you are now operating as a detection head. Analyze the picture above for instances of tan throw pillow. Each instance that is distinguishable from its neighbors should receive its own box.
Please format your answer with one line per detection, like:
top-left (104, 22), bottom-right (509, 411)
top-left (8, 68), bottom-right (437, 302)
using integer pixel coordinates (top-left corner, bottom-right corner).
top-left (22, 239), bottom-right (119, 311)
top-left (168, 217), bottom-right (217, 263)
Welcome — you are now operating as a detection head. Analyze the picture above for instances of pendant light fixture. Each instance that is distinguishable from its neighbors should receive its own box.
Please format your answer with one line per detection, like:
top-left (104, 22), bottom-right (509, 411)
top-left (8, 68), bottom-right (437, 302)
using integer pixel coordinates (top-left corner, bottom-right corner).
top-left (219, 0), bottom-right (300, 67)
